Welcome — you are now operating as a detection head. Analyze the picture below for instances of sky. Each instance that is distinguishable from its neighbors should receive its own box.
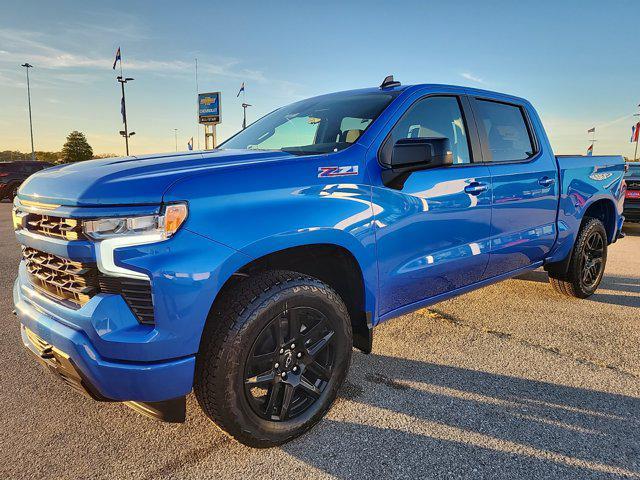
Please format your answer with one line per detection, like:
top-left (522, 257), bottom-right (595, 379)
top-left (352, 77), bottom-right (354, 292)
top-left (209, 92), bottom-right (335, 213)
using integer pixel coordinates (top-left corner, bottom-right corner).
top-left (0, 0), bottom-right (638, 158)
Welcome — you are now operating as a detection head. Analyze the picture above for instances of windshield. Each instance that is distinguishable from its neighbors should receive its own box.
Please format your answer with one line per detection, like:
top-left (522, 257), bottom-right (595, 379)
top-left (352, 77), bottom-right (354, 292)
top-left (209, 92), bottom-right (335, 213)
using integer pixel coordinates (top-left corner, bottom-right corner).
top-left (625, 163), bottom-right (640, 177)
top-left (220, 91), bottom-right (399, 155)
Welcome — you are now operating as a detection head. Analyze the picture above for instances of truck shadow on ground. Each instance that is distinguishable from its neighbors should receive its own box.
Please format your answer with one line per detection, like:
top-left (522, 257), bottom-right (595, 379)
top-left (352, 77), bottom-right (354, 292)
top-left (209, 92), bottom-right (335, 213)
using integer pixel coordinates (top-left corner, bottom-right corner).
top-left (284, 354), bottom-right (640, 479)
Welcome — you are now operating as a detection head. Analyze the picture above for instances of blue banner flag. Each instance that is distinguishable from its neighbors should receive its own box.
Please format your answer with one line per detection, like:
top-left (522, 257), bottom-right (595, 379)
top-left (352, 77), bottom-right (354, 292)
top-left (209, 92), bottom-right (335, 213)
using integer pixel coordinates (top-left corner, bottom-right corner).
top-left (112, 47), bottom-right (121, 70)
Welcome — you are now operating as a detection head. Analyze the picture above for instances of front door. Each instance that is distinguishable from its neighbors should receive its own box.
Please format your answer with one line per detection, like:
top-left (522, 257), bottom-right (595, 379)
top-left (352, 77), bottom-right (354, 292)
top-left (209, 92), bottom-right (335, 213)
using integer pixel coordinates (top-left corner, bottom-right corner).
top-left (469, 97), bottom-right (558, 277)
top-left (372, 95), bottom-right (492, 316)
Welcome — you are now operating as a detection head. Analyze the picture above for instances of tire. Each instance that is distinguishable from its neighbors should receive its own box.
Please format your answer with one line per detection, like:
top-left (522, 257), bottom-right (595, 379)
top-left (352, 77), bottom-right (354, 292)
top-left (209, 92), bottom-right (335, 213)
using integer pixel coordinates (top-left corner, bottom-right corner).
top-left (10, 184), bottom-right (19, 200)
top-left (548, 217), bottom-right (608, 298)
top-left (194, 270), bottom-right (352, 448)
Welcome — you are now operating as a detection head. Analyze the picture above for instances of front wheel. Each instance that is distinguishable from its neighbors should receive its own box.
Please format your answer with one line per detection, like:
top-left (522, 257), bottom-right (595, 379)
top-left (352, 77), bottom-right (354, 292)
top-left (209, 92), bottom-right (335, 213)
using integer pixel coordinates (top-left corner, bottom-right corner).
top-left (548, 217), bottom-right (608, 298)
top-left (194, 270), bottom-right (352, 447)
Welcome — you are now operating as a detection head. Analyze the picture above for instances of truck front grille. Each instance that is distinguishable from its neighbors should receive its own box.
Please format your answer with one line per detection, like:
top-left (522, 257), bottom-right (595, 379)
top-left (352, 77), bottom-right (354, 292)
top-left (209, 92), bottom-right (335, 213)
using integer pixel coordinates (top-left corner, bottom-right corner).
top-left (25, 213), bottom-right (85, 241)
top-left (22, 247), bottom-right (154, 324)
top-left (22, 247), bottom-right (98, 307)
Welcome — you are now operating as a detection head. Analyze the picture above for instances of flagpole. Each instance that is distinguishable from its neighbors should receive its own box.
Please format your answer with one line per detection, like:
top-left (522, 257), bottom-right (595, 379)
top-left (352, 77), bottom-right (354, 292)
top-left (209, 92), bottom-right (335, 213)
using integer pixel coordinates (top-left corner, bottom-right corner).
top-left (195, 58), bottom-right (200, 150)
top-left (119, 48), bottom-right (123, 79)
top-left (115, 48), bottom-right (134, 156)
top-left (587, 127), bottom-right (596, 155)
top-left (634, 104), bottom-right (639, 161)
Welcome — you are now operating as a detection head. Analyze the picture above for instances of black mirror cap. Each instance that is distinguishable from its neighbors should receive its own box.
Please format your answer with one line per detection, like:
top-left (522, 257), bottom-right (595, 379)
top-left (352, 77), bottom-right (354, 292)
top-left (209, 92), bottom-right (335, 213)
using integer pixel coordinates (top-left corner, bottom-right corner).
top-left (390, 137), bottom-right (453, 168)
top-left (382, 137), bottom-right (454, 189)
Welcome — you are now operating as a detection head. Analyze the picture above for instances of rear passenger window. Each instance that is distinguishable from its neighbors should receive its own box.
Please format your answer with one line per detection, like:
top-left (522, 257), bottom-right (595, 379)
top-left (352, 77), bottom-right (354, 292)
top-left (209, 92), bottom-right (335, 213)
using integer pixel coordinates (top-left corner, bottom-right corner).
top-left (474, 100), bottom-right (535, 162)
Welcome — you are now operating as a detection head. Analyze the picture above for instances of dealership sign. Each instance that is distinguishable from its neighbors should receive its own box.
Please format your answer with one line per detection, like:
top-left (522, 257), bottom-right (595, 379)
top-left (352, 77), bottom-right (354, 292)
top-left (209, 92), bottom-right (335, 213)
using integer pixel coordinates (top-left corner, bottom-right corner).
top-left (198, 92), bottom-right (221, 124)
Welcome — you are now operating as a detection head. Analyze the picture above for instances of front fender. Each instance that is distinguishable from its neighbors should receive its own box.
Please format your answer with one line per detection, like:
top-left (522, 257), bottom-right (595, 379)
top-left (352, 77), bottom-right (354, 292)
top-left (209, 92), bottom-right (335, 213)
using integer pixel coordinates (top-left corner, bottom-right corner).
top-left (163, 162), bottom-right (379, 316)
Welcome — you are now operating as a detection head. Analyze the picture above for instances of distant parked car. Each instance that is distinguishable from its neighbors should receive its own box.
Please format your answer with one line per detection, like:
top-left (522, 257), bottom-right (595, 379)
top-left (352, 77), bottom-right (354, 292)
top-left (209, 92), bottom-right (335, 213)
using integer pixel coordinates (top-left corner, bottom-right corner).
top-left (623, 163), bottom-right (640, 222)
top-left (0, 161), bottom-right (53, 201)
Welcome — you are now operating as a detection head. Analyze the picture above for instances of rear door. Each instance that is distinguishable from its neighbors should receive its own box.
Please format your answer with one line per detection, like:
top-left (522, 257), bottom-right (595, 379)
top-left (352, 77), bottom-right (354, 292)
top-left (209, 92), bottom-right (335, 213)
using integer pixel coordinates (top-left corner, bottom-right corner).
top-left (469, 97), bottom-right (558, 277)
top-left (373, 94), bottom-right (492, 316)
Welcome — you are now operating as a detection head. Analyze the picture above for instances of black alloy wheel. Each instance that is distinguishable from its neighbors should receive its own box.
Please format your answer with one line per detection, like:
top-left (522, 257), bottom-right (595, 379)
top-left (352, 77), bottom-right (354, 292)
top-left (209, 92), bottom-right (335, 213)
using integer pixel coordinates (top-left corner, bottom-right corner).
top-left (580, 229), bottom-right (605, 290)
top-left (244, 306), bottom-right (336, 421)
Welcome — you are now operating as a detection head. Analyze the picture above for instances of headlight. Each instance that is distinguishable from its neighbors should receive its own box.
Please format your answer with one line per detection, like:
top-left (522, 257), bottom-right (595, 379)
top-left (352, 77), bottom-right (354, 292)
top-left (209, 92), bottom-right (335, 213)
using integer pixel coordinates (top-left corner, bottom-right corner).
top-left (84, 203), bottom-right (188, 240)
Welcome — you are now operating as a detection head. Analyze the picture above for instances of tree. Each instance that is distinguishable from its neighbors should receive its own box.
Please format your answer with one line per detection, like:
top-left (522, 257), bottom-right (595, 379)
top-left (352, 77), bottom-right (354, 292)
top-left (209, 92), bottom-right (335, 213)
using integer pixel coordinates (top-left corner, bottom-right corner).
top-left (60, 131), bottom-right (93, 163)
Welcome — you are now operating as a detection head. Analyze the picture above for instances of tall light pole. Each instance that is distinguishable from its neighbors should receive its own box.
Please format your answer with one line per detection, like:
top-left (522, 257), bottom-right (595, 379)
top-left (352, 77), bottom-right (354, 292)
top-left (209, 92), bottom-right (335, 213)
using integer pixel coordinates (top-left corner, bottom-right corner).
top-left (21, 63), bottom-right (35, 160)
top-left (174, 128), bottom-right (178, 151)
top-left (117, 76), bottom-right (134, 155)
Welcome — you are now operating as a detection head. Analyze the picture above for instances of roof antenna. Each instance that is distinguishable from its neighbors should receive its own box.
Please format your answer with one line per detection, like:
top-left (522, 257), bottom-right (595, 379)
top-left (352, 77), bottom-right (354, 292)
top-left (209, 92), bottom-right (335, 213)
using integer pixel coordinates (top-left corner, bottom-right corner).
top-left (380, 75), bottom-right (401, 89)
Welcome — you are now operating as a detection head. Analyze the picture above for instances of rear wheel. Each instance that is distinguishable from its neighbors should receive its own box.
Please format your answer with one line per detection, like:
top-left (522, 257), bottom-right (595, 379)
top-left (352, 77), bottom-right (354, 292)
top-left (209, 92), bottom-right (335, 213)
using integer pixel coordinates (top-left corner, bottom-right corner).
top-left (548, 217), bottom-right (607, 298)
top-left (194, 270), bottom-right (352, 447)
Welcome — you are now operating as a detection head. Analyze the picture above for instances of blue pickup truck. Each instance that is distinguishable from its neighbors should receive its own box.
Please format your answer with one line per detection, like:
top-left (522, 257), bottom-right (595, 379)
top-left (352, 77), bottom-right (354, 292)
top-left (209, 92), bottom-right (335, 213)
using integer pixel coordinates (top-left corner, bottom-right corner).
top-left (13, 77), bottom-right (625, 447)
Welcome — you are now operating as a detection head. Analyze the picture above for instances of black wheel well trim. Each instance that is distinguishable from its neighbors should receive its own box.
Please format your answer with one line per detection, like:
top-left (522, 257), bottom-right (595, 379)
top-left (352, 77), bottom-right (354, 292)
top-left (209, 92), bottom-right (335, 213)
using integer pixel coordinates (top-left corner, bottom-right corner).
top-left (212, 243), bottom-right (373, 354)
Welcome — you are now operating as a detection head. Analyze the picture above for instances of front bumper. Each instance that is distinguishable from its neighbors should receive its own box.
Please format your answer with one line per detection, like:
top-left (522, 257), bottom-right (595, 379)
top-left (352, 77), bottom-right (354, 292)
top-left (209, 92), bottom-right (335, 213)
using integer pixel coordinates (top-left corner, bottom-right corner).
top-left (15, 277), bottom-right (195, 403)
top-left (20, 323), bottom-right (187, 422)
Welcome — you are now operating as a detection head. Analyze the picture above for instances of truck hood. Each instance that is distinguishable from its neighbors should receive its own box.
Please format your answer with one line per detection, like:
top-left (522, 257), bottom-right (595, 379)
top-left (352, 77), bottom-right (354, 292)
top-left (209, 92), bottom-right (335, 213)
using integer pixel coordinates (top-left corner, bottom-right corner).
top-left (18, 149), bottom-right (294, 207)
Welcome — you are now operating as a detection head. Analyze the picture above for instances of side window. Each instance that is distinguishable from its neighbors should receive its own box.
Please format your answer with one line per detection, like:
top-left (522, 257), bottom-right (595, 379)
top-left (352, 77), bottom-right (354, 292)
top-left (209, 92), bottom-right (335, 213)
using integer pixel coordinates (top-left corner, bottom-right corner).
top-left (387, 96), bottom-right (471, 165)
top-left (474, 100), bottom-right (535, 162)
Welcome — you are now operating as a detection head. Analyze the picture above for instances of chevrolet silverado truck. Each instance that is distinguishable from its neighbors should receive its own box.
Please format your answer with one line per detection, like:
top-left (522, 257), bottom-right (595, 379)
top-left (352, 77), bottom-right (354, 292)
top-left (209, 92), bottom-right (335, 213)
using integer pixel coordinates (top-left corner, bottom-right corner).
top-left (13, 77), bottom-right (626, 447)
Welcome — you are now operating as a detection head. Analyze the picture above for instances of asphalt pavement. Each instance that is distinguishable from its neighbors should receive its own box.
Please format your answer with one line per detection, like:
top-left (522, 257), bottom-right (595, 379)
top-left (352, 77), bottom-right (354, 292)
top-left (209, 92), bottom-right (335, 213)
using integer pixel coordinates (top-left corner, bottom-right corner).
top-left (1, 202), bottom-right (638, 479)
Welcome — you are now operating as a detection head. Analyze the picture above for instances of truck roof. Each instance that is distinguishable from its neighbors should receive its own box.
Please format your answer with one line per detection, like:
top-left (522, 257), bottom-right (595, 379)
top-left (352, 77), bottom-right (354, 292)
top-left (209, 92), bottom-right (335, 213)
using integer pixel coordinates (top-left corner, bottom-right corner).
top-left (308, 83), bottom-right (530, 107)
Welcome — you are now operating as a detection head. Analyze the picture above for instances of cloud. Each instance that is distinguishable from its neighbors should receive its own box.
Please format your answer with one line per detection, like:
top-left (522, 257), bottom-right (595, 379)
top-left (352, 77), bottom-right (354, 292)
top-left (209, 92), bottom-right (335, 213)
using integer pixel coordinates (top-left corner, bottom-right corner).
top-left (0, 28), bottom-right (266, 82)
top-left (460, 72), bottom-right (484, 84)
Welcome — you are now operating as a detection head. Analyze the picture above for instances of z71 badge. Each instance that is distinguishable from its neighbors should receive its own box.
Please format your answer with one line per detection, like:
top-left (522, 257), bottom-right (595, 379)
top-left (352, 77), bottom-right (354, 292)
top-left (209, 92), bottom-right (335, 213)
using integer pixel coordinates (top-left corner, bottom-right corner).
top-left (318, 166), bottom-right (359, 178)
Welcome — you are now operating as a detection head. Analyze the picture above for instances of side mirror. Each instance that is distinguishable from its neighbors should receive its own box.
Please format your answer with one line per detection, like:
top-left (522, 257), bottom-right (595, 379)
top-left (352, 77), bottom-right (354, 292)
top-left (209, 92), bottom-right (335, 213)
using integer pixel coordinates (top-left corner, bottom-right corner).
top-left (382, 137), bottom-right (454, 189)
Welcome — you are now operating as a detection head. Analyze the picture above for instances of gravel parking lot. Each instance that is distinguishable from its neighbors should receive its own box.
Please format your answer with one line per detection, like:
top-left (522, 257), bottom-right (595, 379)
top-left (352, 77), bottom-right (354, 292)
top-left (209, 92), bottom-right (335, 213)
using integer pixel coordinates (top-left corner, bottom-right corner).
top-left (1, 202), bottom-right (638, 479)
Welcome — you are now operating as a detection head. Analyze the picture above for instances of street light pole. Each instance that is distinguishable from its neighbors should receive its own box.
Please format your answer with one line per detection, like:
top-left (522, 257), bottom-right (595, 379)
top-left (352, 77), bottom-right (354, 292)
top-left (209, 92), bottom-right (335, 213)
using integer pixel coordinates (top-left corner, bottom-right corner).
top-left (21, 63), bottom-right (35, 161)
top-left (117, 76), bottom-right (134, 156)
top-left (242, 103), bottom-right (252, 129)
top-left (174, 128), bottom-right (178, 152)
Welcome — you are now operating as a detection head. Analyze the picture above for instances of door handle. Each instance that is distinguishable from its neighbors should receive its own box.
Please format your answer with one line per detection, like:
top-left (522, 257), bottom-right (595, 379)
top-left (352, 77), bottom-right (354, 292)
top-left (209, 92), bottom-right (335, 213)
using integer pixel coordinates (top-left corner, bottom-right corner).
top-left (464, 182), bottom-right (488, 195)
top-left (538, 176), bottom-right (556, 187)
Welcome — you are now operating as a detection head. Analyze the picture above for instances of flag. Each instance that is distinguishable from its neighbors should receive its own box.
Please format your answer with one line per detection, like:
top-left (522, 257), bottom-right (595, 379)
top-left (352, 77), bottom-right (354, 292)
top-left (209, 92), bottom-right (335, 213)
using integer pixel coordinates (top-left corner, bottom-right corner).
top-left (586, 143), bottom-right (593, 156)
top-left (632, 122), bottom-right (640, 143)
top-left (236, 82), bottom-right (245, 97)
top-left (112, 47), bottom-right (121, 70)
top-left (120, 96), bottom-right (126, 124)
top-left (187, 137), bottom-right (193, 151)
top-left (587, 127), bottom-right (595, 134)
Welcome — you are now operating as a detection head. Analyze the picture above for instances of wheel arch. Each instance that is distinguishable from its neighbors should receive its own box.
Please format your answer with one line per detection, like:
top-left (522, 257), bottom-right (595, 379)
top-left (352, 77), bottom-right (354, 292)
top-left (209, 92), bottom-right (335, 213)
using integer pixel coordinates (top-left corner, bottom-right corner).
top-left (545, 197), bottom-right (616, 277)
top-left (211, 242), bottom-right (374, 353)
top-left (582, 198), bottom-right (617, 243)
